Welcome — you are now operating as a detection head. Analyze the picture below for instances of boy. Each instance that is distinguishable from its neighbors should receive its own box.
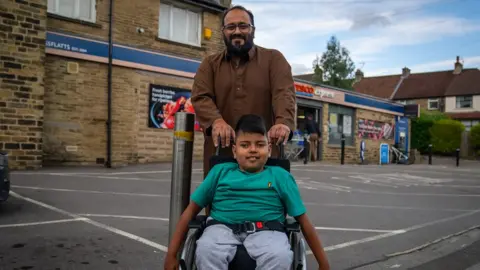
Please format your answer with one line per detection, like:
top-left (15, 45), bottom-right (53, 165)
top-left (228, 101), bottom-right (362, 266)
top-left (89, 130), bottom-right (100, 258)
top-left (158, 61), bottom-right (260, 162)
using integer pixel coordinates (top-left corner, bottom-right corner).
top-left (165, 114), bottom-right (330, 270)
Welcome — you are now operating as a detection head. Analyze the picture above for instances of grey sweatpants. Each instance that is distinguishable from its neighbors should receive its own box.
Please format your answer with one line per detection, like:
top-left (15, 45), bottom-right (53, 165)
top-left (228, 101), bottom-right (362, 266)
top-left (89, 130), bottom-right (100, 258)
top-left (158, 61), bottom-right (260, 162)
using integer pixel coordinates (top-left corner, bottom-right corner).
top-left (195, 218), bottom-right (293, 270)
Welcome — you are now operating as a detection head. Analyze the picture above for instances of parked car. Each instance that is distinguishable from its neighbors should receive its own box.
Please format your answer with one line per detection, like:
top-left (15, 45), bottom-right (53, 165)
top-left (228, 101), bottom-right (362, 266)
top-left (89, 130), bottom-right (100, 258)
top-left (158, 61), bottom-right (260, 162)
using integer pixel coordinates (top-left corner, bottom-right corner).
top-left (0, 151), bottom-right (10, 203)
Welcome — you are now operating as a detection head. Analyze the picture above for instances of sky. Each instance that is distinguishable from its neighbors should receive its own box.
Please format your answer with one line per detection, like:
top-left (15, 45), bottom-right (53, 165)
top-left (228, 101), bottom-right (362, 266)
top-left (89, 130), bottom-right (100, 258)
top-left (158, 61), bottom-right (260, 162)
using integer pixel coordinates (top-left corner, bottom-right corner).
top-left (231, 0), bottom-right (480, 77)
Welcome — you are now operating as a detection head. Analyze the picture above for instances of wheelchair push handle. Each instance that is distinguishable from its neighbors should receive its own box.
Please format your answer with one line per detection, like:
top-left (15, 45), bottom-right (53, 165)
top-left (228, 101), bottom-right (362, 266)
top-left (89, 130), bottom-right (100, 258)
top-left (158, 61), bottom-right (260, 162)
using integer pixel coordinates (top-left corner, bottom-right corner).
top-left (214, 135), bottom-right (285, 159)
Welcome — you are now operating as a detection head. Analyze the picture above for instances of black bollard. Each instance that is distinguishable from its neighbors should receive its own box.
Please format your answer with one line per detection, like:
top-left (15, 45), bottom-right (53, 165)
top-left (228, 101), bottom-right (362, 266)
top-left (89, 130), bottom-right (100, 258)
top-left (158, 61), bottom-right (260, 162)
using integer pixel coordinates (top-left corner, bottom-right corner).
top-left (428, 144), bottom-right (432, 165)
top-left (340, 134), bottom-right (345, 165)
top-left (303, 137), bottom-right (308, 164)
top-left (456, 148), bottom-right (460, 167)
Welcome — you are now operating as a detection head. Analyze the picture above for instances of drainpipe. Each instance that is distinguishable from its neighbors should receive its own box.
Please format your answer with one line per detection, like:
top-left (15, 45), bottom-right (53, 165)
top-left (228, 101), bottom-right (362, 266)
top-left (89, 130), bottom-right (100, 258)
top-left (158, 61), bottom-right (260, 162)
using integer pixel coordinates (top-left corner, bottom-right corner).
top-left (106, 0), bottom-right (114, 168)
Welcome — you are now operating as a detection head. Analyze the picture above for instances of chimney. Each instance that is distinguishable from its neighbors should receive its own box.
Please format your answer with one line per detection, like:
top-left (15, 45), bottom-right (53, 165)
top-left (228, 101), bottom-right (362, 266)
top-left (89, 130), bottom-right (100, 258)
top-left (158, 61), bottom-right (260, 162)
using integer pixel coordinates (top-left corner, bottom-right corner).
top-left (355, 69), bottom-right (364, 83)
top-left (402, 67), bottom-right (410, 78)
top-left (453, 56), bottom-right (463, 75)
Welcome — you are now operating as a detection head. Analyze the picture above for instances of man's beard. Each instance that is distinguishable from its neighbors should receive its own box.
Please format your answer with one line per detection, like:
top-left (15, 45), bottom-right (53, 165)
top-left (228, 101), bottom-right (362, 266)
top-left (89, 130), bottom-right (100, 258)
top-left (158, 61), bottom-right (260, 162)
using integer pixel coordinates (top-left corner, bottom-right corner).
top-left (224, 33), bottom-right (254, 57)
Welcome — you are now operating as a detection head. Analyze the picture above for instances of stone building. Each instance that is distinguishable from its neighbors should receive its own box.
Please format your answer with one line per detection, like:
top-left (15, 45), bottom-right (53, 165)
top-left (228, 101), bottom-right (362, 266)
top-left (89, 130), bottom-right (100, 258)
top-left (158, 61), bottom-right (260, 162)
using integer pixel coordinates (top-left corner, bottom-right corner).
top-left (1, 0), bottom-right (229, 170)
top-left (1, 0), bottom-right (410, 170)
top-left (291, 79), bottom-right (408, 165)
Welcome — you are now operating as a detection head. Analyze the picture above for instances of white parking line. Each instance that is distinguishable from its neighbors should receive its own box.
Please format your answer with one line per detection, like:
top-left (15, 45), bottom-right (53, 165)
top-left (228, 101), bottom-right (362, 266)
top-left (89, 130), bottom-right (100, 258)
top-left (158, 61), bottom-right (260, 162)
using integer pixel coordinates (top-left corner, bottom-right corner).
top-left (78, 214), bottom-right (169, 221)
top-left (307, 208), bottom-right (480, 255)
top-left (315, 227), bottom-right (401, 233)
top-left (0, 218), bottom-right (87, 229)
top-left (75, 214), bottom-right (398, 234)
top-left (12, 185), bottom-right (169, 198)
top-left (304, 202), bottom-right (473, 212)
top-left (10, 191), bottom-right (169, 252)
top-left (107, 169), bottom-right (203, 175)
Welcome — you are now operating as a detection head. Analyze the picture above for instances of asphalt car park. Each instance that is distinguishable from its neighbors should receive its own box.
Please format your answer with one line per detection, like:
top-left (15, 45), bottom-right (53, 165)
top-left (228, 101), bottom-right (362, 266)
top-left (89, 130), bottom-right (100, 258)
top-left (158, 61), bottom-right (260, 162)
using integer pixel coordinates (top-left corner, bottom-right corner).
top-left (1, 161), bottom-right (480, 269)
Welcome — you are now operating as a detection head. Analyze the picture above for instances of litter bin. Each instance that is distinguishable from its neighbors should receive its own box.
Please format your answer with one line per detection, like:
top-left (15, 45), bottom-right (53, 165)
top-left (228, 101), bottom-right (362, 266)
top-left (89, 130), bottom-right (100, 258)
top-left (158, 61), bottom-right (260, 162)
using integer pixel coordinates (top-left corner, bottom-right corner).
top-left (0, 151), bottom-right (10, 203)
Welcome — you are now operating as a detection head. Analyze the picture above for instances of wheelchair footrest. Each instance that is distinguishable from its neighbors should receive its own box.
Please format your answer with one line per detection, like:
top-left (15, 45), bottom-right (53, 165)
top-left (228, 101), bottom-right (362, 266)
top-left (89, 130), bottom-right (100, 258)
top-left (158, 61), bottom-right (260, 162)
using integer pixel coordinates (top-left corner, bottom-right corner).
top-left (188, 215), bottom-right (208, 229)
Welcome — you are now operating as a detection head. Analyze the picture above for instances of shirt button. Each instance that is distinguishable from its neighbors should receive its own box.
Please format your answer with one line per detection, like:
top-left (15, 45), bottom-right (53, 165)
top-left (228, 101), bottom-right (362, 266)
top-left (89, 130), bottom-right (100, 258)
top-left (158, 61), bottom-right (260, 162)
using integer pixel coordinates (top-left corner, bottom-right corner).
top-left (237, 88), bottom-right (240, 91)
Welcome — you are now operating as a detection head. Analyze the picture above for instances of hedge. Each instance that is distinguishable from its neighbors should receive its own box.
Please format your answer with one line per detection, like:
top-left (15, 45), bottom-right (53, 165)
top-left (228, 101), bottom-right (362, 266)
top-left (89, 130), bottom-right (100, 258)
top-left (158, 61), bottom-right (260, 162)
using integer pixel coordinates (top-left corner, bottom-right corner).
top-left (429, 119), bottom-right (465, 154)
top-left (470, 123), bottom-right (480, 155)
top-left (411, 109), bottom-right (449, 153)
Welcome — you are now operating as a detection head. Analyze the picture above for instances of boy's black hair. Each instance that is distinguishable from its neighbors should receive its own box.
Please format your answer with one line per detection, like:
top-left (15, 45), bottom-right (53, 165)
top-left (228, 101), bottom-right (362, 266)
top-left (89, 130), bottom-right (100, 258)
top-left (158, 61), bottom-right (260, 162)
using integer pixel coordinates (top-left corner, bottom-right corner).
top-left (235, 114), bottom-right (266, 136)
top-left (221, 5), bottom-right (255, 27)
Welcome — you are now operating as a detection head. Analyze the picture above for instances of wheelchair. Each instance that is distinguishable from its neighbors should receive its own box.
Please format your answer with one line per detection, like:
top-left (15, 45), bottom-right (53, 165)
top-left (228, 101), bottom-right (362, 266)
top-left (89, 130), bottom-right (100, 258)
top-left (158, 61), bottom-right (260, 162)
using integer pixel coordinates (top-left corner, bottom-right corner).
top-left (178, 144), bottom-right (308, 270)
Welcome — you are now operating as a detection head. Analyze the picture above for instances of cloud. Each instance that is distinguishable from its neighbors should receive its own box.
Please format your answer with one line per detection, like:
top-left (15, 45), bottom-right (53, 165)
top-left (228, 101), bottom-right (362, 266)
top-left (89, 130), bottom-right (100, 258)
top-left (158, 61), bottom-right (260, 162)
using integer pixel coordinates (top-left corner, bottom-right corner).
top-left (410, 56), bottom-right (480, 72)
top-left (232, 0), bottom-right (480, 78)
top-left (345, 16), bottom-right (480, 58)
top-left (364, 56), bottom-right (480, 76)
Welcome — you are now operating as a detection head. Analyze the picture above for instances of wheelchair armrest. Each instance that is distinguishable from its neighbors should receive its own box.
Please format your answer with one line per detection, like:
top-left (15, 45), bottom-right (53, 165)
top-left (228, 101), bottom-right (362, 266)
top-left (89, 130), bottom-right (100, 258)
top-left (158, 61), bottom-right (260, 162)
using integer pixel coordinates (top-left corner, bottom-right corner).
top-left (188, 215), bottom-right (208, 229)
top-left (285, 217), bottom-right (301, 232)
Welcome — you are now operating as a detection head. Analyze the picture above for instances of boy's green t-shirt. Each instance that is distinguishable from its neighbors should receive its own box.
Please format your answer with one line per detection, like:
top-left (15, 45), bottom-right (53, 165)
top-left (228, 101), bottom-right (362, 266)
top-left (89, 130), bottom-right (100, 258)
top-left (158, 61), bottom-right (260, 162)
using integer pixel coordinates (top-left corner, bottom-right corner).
top-left (190, 162), bottom-right (306, 224)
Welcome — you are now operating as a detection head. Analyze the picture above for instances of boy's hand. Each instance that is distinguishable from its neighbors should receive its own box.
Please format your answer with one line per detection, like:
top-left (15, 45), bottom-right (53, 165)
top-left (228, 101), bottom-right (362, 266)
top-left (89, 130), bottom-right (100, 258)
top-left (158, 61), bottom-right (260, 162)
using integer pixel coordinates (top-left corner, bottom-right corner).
top-left (164, 254), bottom-right (178, 270)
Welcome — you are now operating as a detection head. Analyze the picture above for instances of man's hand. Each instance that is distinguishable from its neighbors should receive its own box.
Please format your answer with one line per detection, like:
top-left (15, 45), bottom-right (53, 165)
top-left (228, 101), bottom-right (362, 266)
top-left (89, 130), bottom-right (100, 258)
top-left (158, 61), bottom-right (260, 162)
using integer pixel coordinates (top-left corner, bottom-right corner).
top-left (212, 118), bottom-right (235, 148)
top-left (164, 254), bottom-right (178, 270)
top-left (268, 124), bottom-right (291, 145)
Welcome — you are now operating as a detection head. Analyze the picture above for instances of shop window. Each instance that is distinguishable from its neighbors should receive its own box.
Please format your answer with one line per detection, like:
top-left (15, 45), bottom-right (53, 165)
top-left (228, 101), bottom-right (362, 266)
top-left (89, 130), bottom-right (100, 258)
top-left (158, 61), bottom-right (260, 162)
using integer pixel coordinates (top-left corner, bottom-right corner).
top-left (456, 96), bottom-right (473, 108)
top-left (328, 104), bottom-right (354, 146)
top-left (159, 3), bottom-right (201, 46)
top-left (48, 0), bottom-right (96, 23)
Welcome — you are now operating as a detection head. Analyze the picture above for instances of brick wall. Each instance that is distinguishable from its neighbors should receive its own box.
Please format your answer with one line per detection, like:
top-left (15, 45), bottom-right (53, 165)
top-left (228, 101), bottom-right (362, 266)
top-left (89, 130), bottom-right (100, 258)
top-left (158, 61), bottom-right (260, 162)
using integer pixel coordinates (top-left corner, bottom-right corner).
top-left (320, 104), bottom-right (396, 164)
top-left (43, 56), bottom-right (205, 166)
top-left (1, 0), bottom-right (47, 170)
top-left (46, 0), bottom-right (225, 60)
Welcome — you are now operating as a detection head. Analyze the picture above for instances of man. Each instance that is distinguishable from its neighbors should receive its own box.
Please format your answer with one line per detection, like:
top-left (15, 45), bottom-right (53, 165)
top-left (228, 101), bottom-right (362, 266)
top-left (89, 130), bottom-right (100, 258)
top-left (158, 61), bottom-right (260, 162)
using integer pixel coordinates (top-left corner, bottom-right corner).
top-left (305, 113), bottom-right (321, 161)
top-left (191, 5), bottom-right (297, 177)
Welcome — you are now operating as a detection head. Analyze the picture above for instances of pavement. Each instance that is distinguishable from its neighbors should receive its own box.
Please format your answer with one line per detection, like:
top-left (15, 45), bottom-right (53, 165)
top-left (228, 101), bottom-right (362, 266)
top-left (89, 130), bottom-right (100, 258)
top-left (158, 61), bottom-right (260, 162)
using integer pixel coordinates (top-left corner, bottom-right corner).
top-left (1, 160), bottom-right (480, 270)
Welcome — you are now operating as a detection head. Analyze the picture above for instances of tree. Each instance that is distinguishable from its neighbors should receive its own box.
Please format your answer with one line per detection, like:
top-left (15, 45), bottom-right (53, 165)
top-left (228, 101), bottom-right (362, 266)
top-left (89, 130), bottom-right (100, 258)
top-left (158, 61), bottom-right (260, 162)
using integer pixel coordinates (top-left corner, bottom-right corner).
top-left (311, 55), bottom-right (323, 84)
top-left (318, 36), bottom-right (355, 89)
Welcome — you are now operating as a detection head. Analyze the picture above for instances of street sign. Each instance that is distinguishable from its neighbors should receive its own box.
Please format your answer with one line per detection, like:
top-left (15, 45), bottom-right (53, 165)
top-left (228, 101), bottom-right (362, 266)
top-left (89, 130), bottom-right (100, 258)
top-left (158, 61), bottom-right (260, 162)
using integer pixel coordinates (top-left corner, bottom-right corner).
top-left (404, 104), bottom-right (420, 118)
top-left (379, 143), bottom-right (390, 165)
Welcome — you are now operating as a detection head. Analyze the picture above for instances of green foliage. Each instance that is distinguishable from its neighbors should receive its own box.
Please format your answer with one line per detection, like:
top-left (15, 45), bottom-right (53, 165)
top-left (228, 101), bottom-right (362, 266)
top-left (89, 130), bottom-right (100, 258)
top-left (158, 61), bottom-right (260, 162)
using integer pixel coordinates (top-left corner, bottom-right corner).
top-left (411, 118), bottom-right (434, 153)
top-left (318, 36), bottom-right (355, 90)
top-left (429, 119), bottom-right (465, 154)
top-left (419, 108), bottom-right (449, 121)
top-left (410, 109), bottom-right (449, 153)
top-left (311, 55), bottom-right (323, 84)
top-left (470, 123), bottom-right (480, 155)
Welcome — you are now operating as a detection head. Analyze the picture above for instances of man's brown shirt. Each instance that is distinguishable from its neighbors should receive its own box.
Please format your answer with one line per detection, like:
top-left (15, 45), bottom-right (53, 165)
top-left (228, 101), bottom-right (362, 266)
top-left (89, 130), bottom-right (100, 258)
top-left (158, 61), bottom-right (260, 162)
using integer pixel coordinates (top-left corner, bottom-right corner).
top-left (191, 45), bottom-right (297, 176)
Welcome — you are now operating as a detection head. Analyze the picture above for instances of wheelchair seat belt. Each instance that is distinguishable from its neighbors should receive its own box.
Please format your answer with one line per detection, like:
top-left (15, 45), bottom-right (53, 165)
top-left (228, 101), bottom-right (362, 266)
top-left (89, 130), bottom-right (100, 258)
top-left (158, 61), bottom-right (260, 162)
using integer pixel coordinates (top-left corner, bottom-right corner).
top-left (206, 220), bottom-right (285, 234)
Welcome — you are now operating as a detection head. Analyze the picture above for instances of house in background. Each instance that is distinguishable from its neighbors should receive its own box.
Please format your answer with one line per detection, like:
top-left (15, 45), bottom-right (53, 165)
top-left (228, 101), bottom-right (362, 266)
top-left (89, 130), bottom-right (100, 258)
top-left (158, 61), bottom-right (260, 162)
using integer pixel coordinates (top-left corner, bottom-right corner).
top-left (353, 57), bottom-right (480, 130)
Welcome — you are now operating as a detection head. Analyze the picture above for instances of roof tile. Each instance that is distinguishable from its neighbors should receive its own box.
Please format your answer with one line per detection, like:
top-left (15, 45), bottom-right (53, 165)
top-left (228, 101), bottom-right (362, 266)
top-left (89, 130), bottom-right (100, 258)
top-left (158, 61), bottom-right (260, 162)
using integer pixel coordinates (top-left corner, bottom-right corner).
top-left (352, 75), bottom-right (401, 99)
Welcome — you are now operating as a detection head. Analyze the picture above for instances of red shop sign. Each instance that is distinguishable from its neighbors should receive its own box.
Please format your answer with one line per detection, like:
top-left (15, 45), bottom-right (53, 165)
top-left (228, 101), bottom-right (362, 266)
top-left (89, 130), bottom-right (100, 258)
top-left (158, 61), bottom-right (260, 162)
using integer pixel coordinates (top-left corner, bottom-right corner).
top-left (294, 83), bottom-right (315, 94)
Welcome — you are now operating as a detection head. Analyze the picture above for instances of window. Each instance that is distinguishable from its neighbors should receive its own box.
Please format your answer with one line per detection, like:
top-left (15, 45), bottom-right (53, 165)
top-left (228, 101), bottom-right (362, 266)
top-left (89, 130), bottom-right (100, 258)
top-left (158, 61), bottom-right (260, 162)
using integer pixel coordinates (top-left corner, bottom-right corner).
top-left (48, 0), bottom-right (96, 23)
top-left (159, 3), bottom-right (201, 46)
top-left (396, 100), bottom-right (416, 105)
top-left (456, 96), bottom-right (473, 108)
top-left (428, 98), bottom-right (439, 110)
top-left (328, 104), bottom-right (355, 146)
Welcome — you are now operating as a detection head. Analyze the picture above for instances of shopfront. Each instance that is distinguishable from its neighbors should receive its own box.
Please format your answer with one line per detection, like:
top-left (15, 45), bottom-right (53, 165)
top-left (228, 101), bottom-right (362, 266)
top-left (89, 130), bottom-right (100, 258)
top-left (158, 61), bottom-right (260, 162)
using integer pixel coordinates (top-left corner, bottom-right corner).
top-left (293, 80), bottom-right (406, 164)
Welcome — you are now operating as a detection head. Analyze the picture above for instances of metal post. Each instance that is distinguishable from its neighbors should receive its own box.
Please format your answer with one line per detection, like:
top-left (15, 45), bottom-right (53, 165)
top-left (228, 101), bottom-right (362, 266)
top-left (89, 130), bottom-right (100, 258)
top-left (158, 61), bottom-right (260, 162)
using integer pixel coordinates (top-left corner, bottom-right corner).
top-left (168, 112), bottom-right (195, 245)
top-left (428, 144), bottom-right (432, 165)
top-left (456, 148), bottom-right (460, 167)
top-left (340, 134), bottom-right (345, 165)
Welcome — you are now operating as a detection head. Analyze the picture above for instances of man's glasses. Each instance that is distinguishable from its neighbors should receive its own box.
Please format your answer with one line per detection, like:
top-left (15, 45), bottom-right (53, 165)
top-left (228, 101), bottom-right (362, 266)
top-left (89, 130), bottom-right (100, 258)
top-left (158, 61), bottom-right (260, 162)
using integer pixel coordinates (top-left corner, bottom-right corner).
top-left (222, 23), bottom-right (253, 32)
